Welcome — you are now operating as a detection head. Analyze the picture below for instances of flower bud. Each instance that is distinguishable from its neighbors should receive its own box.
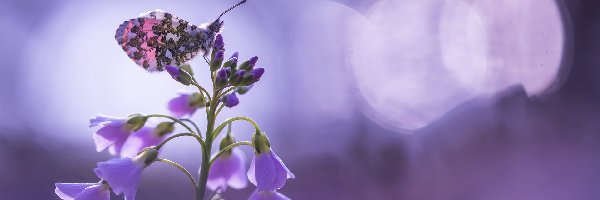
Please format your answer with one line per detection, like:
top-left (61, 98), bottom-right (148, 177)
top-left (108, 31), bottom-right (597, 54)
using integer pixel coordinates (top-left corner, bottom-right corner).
top-left (220, 93), bottom-right (239, 108)
top-left (125, 114), bottom-right (147, 131)
top-left (215, 68), bottom-right (230, 88)
top-left (155, 122), bottom-right (175, 137)
top-left (252, 132), bottom-right (271, 154)
top-left (210, 50), bottom-right (225, 72)
top-left (219, 134), bottom-right (236, 155)
top-left (166, 65), bottom-right (192, 86)
top-left (134, 148), bottom-right (159, 166)
top-left (213, 34), bottom-right (224, 52)
top-left (180, 63), bottom-right (194, 76)
top-left (242, 68), bottom-right (265, 86)
top-left (188, 92), bottom-right (206, 108)
top-left (228, 70), bottom-right (245, 86)
top-left (236, 84), bottom-right (253, 95)
top-left (223, 52), bottom-right (239, 71)
top-left (238, 56), bottom-right (258, 71)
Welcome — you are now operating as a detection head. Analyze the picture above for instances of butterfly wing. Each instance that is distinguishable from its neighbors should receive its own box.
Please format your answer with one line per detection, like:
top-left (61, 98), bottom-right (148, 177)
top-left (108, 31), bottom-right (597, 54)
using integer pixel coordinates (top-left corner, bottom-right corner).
top-left (115, 10), bottom-right (210, 72)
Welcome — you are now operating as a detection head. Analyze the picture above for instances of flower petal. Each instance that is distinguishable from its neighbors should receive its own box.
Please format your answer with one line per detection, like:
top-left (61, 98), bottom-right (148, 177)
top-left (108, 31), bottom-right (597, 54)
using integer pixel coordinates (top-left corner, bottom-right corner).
top-left (93, 122), bottom-right (129, 155)
top-left (89, 115), bottom-right (122, 127)
top-left (120, 127), bottom-right (163, 158)
top-left (247, 190), bottom-right (291, 200)
top-left (55, 183), bottom-right (96, 200)
top-left (94, 158), bottom-right (144, 200)
top-left (247, 156), bottom-right (257, 186)
top-left (207, 148), bottom-right (246, 191)
top-left (74, 184), bottom-right (110, 200)
top-left (254, 152), bottom-right (277, 191)
top-left (167, 93), bottom-right (196, 118)
top-left (227, 148), bottom-right (248, 189)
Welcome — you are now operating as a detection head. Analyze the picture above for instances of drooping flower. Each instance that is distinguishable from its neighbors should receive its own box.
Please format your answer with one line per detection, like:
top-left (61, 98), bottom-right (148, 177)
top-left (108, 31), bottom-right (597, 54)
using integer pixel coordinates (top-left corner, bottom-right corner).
top-left (54, 182), bottom-right (110, 200)
top-left (167, 92), bottom-right (206, 118)
top-left (206, 148), bottom-right (248, 191)
top-left (120, 126), bottom-right (169, 158)
top-left (94, 148), bottom-right (158, 200)
top-left (220, 93), bottom-right (240, 108)
top-left (90, 114), bottom-right (147, 156)
top-left (247, 134), bottom-right (294, 192)
top-left (247, 190), bottom-right (291, 200)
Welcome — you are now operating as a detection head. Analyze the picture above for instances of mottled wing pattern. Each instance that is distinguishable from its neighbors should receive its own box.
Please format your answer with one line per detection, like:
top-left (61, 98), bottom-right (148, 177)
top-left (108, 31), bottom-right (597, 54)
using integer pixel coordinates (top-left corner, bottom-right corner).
top-left (115, 10), bottom-right (210, 71)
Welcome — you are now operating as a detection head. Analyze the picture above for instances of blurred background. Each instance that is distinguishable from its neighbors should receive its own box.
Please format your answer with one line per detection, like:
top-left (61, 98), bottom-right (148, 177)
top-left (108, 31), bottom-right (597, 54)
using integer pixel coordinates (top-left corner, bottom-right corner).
top-left (1, 0), bottom-right (599, 199)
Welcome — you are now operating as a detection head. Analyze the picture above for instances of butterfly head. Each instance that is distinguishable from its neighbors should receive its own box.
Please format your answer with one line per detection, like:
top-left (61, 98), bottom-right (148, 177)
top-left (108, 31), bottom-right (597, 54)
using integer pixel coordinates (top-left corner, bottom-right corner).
top-left (208, 19), bottom-right (224, 33)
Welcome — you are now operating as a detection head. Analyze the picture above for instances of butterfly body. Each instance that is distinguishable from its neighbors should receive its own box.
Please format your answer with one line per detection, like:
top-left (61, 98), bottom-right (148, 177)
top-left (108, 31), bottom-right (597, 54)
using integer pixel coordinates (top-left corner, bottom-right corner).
top-left (116, 10), bottom-right (223, 72)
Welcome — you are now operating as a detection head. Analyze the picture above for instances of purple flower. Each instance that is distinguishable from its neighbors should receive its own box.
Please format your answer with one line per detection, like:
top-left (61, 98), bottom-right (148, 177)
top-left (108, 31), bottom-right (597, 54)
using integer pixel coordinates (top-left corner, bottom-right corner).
top-left (167, 93), bottom-right (198, 118)
top-left (120, 126), bottom-right (166, 158)
top-left (206, 148), bottom-right (248, 191)
top-left (220, 93), bottom-right (240, 108)
top-left (247, 148), bottom-right (294, 192)
top-left (210, 50), bottom-right (225, 71)
top-left (236, 84), bottom-right (253, 95)
top-left (229, 70), bottom-right (245, 86)
top-left (94, 149), bottom-right (158, 200)
top-left (54, 182), bottom-right (110, 200)
top-left (90, 115), bottom-right (131, 156)
top-left (248, 190), bottom-right (291, 200)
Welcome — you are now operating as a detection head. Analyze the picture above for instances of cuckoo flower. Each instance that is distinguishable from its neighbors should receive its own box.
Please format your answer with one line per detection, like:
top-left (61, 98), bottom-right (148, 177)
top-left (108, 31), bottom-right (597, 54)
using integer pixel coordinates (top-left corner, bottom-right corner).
top-left (90, 114), bottom-right (147, 156)
top-left (248, 190), bottom-right (291, 200)
top-left (120, 125), bottom-right (171, 158)
top-left (167, 92), bottom-right (206, 118)
top-left (248, 134), bottom-right (295, 192)
top-left (94, 149), bottom-right (158, 200)
top-left (206, 148), bottom-right (248, 191)
top-left (55, 182), bottom-right (110, 200)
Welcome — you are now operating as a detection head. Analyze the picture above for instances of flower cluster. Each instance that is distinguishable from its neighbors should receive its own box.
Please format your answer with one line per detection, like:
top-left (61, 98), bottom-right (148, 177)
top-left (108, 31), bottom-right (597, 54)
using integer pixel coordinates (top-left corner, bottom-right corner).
top-left (55, 27), bottom-right (294, 200)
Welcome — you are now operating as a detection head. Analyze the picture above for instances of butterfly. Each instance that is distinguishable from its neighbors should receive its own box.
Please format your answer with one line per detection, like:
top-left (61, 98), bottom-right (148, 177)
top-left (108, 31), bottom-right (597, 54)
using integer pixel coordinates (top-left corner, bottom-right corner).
top-left (115, 0), bottom-right (247, 72)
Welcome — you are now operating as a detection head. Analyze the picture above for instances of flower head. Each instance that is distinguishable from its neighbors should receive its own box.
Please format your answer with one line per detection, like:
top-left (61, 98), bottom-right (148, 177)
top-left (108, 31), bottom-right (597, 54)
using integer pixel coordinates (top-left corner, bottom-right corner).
top-left (213, 34), bottom-right (224, 52)
top-left (247, 134), bottom-right (294, 192)
top-left (167, 92), bottom-right (205, 118)
top-left (90, 115), bottom-right (143, 156)
top-left (206, 148), bottom-right (248, 191)
top-left (119, 126), bottom-right (168, 158)
top-left (94, 149), bottom-right (158, 200)
top-left (55, 182), bottom-right (110, 200)
top-left (220, 93), bottom-right (240, 108)
top-left (248, 190), bottom-right (291, 200)
top-left (211, 50), bottom-right (225, 71)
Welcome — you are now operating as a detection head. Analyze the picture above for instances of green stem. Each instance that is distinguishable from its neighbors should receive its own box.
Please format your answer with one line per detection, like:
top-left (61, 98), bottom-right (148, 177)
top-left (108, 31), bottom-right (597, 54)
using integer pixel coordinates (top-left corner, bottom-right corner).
top-left (191, 79), bottom-right (212, 100)
top-left (217, 87), bottom-right (237, 100)
top-left (196, 89), bottom-right (220, 200)
top-left (212, 117), bottom-right (261, 139)
top-left (180, 119), bottom-right (202, 135)
top-left (146, 114), bottom-right (199, 137)
top-left (155, 133), bottom-right (205, 150)
top-left (157, 158), bottom-right (197, 190)
top-left (215, 104), bottom-right (225, 117)
top-left (209, 141), bottom-right (252, 165)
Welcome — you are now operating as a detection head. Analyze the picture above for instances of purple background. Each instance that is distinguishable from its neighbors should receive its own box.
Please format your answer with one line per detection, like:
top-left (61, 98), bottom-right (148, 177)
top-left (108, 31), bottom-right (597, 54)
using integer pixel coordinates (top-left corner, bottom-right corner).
top-left (1, 0), bottom-right (600, 199)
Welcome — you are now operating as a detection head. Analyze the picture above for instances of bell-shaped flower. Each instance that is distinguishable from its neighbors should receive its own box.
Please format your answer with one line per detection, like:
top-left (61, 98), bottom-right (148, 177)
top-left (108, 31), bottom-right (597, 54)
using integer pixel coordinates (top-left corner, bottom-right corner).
top-left (206, 148), bottom-right (248, 191)
top-left (247, 134), bottom-right (294, 192)
top-left (94, 149), bottom-right (158, 200)
top-left (90, 114), bottom-right (147, 156)
top-left (247, 190), bottom-right (291, 200)
top-left (120, 125), bottom-right (170, 158)
top-left (54, 182), bottom-right (110, 200)
top-left (167, 92), bottom-right (205, 118)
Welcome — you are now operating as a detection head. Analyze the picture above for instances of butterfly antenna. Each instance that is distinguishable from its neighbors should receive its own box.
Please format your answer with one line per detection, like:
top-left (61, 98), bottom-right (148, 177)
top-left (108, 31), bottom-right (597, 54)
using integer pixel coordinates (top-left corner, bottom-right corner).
top-left (218, 0), bottom-right (248, 20)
